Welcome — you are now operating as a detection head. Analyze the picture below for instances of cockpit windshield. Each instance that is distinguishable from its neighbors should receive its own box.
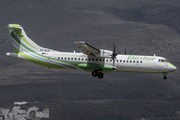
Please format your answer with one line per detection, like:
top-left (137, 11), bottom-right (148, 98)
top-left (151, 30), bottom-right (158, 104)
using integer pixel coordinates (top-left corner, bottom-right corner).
top-left (158, 59), bottom-right (169, 62)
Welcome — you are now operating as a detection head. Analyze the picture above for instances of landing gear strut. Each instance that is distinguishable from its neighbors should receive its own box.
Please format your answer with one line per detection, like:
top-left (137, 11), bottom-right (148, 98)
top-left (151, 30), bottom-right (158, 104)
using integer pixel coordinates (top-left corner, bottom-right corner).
top-left (162, 73), bottom-right (167, 80)
top-left (92, 69), bottom-right (104, 79)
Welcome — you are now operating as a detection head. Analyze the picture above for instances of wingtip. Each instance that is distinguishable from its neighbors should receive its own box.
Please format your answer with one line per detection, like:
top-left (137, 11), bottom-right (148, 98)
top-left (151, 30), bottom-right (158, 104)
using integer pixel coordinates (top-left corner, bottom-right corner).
top-left (74, 41), bottom-right (85, 44)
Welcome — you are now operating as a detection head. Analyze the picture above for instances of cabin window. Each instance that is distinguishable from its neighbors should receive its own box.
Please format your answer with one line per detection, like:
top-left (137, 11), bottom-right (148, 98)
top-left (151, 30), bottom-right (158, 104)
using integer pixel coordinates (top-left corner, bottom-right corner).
top-left (92, 58), bottom-right (94, 61)
top-left (75, 58), bottom-right (77, 60)
top-left (106, 59), bottom-right (108, 62)
top-left (133, 61), bottom-right (135, 63)
top-left (99, 59), bottom-right (101, 61)
top-left (78, 58), bottom-right (80, 61)
top-left (117, 60), bottom-right (118, 62)
top-left (96, 59), bottom-right (98, 61)
top-left (85, 58), bottom-right (87, 61)
top-left (103, 59), bottom-right (104, 62)
top-left (89, 58), bottom-right (91, 61)
top-left (65, 57), bottom-right (66, 60)
top-left (71, 58), bottom-right (73, 60)
top-left (140, 61), bottom-right (142, 63)
top-left (82, 58), bottom-right (84, 61)
top-left (130, 60), bottom-right (132, 63)
top-left (110, 60), bottom-right (112, 62)
top-left (127, 60), bottom-right (128, 63)
top-left (123, 60), bottom-right (125, 63)
top-left (68, 58), bottom-right (70, 60)
top-left (137, 61), bottom-right (139, 63)
top-left (120, 60), bottom-right (122, 62)
top-left (58, 57), bottom-right (60, 59)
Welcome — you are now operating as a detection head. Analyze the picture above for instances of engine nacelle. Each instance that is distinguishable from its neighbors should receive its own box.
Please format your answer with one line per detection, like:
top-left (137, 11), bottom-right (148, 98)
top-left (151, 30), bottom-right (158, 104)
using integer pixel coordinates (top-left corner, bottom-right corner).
top-left (98, 49), bottom-right (113, 58)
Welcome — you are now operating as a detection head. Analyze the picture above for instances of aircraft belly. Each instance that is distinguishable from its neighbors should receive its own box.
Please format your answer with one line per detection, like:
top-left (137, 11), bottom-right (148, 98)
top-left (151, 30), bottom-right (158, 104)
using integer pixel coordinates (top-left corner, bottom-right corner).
top-left (77, 63), bottom-right (117, 73)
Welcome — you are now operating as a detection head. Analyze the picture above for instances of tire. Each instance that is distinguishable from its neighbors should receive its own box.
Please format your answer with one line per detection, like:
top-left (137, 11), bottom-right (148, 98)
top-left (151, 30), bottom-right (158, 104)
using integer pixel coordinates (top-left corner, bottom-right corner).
top-left (163, 76), bottom-right (167, 79)
top-left (98, 73), bottom-right (104, 79)
top-left (92, 71), bottom-right (97, 77)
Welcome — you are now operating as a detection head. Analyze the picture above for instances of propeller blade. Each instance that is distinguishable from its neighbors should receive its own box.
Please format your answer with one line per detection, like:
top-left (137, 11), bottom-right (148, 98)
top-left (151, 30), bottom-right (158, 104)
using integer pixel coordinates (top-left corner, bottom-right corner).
top-left (112, 44), bottom-right (118, 66)
top-left (113, 59), bottom-right (115, 66)
top-left (113, 44), bottom-right (115, 54)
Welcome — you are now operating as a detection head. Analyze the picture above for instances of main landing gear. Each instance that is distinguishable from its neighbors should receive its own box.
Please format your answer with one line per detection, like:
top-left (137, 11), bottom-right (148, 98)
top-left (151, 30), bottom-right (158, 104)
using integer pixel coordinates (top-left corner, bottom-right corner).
top-left (92, 69), bottom-right (104, 79)
top-left (163, 73), bottom-right (167, 80)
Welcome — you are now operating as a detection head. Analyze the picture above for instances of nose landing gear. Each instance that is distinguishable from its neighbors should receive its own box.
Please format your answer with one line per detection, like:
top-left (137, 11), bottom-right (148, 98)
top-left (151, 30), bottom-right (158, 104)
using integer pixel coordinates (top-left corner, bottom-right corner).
top-left (162, 73), bottom-right (167, 79)
top-left (92, 69), bottom-right (104, 79)
top-left (163, 76), bottom-right (167, 79)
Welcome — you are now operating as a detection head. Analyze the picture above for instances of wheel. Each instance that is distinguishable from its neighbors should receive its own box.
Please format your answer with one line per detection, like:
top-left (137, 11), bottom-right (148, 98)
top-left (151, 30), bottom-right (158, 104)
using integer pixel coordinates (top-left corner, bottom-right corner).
top-left (98, 73), bottom-right (104, 79)
top-left (92, 71), bottom-right (97, 77)
top-left (163, 76), bottom-right (167, 79)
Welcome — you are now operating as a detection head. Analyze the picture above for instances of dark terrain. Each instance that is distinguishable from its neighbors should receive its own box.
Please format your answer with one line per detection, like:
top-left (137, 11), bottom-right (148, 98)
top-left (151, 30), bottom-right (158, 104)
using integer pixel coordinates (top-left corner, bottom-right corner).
top-left (1, 0), bottom-right (180, 119)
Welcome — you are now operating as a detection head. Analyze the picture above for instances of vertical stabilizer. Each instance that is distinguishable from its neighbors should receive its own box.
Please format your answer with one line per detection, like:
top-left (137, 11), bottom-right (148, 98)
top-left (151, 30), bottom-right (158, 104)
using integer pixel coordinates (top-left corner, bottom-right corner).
top-left (8, 24), bottom-right (46, 53)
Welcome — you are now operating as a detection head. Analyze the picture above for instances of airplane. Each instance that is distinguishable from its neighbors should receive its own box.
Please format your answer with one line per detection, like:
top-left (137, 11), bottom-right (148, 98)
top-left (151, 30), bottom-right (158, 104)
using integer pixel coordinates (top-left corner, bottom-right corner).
top-left (6, 24), bottom-right (177, 79)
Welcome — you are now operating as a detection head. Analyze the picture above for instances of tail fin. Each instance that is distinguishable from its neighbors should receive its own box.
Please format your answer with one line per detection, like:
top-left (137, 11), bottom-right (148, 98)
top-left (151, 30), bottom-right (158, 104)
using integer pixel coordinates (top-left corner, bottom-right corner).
top-left (8, 24), bottom-right (46, 53)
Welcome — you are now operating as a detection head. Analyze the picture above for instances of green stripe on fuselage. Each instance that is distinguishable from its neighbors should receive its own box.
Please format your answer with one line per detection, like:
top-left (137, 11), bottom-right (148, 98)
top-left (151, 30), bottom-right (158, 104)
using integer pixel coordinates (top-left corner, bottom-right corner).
top-left (10, 31), bottom-right (46, 58)
top-left (77, 63), bottom-right (116, 73)
top-left (13, 47), bottom-right (67, 69)
top-left (163, 62), bottom-right (176, 68)
top-left (10, 29), bottom-right (118, 73)
top-left (11, 24), bottom-right (36, 49)
top-left (11, 32), bottom-right (78, 69)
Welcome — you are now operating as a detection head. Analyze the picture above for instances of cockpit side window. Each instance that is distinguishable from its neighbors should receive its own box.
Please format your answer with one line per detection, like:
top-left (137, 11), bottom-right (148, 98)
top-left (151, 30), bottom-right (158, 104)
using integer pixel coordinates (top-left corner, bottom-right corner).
top-left (158, 59), bottom-right (169, 63)
top-left (164, 59), bottom-right (169, 62)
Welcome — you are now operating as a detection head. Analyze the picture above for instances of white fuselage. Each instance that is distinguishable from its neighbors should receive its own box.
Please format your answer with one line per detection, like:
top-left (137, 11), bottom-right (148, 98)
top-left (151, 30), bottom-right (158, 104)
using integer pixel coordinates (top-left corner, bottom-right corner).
top-left (6, 24), bottom-right (177, 79)
top-left (32, 51), bottom-right (176, 74)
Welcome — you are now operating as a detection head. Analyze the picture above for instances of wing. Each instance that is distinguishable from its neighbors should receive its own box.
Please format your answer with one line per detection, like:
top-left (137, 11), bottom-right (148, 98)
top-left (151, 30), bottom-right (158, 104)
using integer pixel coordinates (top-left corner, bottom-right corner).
top-left (75, 41), bottom-right (100, 56)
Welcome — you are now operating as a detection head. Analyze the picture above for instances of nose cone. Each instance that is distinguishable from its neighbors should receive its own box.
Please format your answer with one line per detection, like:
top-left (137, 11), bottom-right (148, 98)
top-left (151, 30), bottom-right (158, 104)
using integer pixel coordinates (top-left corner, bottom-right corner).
top-left (172, 66), bottom-right (177, 71)
top-left (169, 63), bottom-right (177, 71)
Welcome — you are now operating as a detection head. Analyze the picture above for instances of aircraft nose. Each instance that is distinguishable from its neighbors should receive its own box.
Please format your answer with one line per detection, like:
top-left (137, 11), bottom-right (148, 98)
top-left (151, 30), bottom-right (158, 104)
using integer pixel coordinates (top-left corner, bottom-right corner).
top-left (173, 66), bottom-right (177, 71)
top-left (166, 63), bottom-right (177, 71)
top-left (170, 64), bottom-right (177, 71)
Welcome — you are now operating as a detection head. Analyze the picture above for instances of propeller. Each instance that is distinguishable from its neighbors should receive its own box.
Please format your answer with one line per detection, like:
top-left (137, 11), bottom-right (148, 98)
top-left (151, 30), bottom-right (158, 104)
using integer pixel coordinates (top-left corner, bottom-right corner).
top-left (112, 44), bottom-right (118, 66)
top-left (111, 45), bottom-right (126, 66)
